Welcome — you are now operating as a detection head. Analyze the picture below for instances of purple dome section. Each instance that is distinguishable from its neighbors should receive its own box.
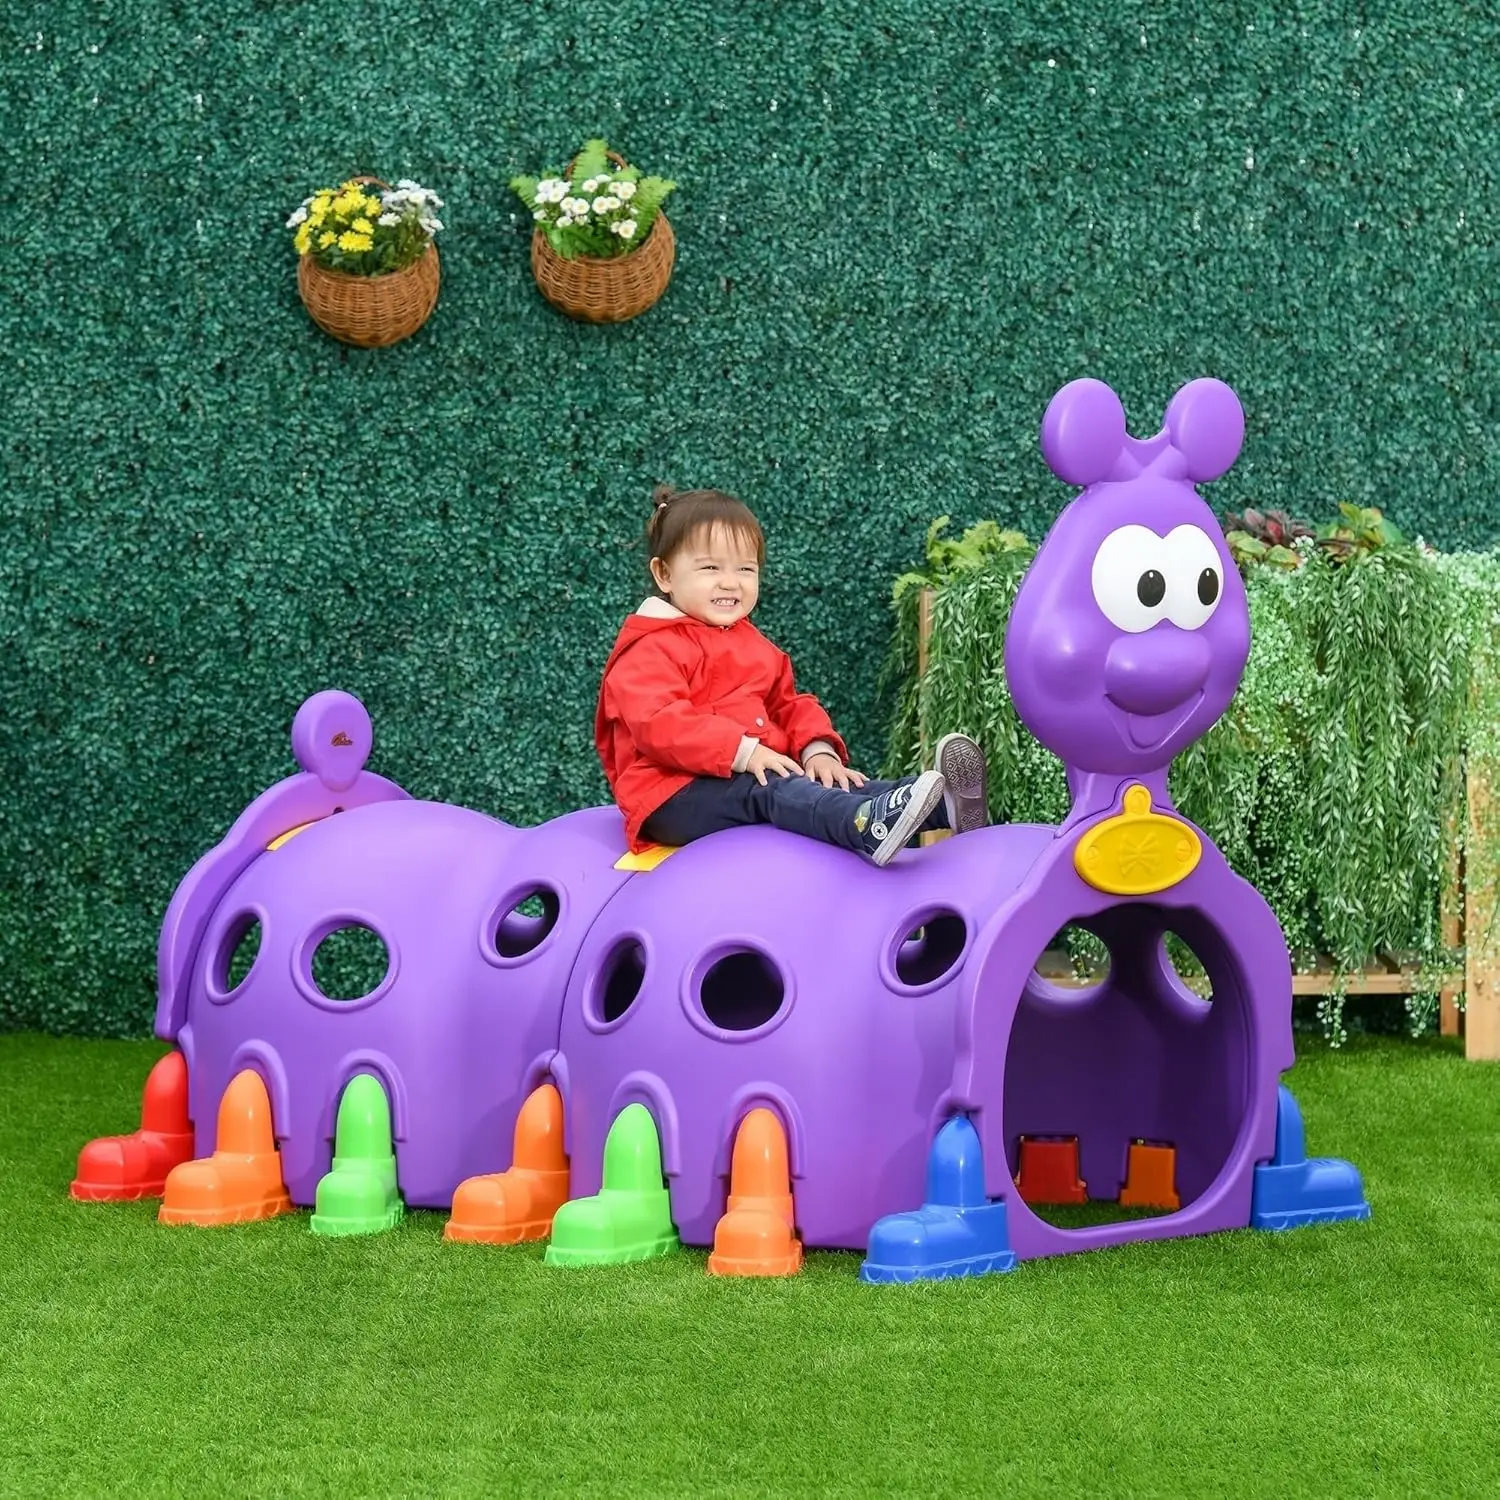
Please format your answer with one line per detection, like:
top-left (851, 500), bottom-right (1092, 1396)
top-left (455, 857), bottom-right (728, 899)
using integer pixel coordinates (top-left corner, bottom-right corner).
top-left (177, 801), bottom-right (632, 1208)
top-left (1007, 379), bottom-right (1251, 781)
top-left (555, 822), bottom-right (1054, 1250)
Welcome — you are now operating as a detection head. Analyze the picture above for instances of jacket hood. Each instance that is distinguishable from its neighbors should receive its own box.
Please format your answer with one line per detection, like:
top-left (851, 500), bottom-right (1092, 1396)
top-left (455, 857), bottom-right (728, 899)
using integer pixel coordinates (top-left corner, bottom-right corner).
top-left (601, 598), bottom-right (694, 680)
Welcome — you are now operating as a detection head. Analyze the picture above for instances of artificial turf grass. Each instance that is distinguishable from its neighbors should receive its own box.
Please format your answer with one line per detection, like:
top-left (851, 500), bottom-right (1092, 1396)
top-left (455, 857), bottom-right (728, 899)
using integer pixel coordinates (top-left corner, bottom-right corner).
top-left (2, 1034), bottom-right (1497, 1497)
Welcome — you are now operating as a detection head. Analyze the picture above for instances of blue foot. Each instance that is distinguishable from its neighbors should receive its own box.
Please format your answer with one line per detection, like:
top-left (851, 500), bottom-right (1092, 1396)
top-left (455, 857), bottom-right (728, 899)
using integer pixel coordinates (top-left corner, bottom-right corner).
top-left (860, 1117), bottom-right (1018, 1284)
top-left (1251, 1085), bottom-right (1371, 1231)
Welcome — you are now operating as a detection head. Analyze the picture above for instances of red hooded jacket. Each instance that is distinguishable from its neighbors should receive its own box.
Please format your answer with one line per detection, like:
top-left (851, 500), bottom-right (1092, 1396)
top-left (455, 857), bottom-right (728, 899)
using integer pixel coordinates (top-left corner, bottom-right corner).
top-left (595, 598), bottom-right (849, 850)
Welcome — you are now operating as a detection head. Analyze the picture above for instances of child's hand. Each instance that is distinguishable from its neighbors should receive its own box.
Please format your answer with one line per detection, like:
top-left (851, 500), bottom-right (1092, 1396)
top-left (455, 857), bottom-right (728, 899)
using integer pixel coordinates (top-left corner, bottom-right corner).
top-left (746, 744), bottom-right (806, 785)
top-left (806, 752), bottom-right (867, 791)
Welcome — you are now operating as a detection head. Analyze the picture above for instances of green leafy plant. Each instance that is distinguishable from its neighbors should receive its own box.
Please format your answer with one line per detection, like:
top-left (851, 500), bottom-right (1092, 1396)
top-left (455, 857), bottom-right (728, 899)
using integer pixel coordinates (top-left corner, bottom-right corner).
top-left (1222, 506), bottom-right (1315, 572)
top-left (889, 516), bottom-right (1032, 605)
top-left (1316, 502), bottom-right (1407, 562)
top-left (510, 139), bottom-right (675, 261)
top-left (880, 519), bottom-right (1061, 831)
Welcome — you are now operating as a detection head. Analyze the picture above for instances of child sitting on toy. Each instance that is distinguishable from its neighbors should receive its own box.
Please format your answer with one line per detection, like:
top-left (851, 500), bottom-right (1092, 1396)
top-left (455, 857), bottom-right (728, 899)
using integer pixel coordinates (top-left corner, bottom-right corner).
top-left (595, 485), bottom-right (989, 866)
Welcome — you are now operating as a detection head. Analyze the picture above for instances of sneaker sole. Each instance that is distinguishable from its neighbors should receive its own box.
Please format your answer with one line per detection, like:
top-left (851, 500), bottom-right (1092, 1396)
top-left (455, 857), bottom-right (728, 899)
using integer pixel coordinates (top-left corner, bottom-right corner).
top-left (935, 733), bottom-right (989, 835)
top-left (872, 771), bottom-right (947, 868)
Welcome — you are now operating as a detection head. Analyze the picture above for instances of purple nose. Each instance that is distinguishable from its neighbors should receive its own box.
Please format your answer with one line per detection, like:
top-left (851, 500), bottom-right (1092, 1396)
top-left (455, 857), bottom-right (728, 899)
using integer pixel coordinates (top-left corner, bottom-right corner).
top-left (1104, 628), bottom-right (1212, 716)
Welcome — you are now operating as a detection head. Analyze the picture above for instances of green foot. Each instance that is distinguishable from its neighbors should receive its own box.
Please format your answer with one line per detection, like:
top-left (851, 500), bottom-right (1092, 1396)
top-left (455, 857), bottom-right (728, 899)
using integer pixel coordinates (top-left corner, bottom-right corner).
top-left (311, 1073), bottom-right (405, 1238)
top-left (545, 1103), bottom-right (680, 1267)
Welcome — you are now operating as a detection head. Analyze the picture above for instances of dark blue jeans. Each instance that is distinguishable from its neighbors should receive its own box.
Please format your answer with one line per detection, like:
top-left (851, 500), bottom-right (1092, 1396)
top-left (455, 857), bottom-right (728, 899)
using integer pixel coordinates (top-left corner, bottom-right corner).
top-left (642, 772), bottom-right (914, 852)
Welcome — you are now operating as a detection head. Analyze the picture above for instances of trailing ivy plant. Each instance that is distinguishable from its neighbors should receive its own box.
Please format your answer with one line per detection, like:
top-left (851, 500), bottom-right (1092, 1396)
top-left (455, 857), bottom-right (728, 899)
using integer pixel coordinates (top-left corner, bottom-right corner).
top-left (882, 512), bottom-right (1491, 1045)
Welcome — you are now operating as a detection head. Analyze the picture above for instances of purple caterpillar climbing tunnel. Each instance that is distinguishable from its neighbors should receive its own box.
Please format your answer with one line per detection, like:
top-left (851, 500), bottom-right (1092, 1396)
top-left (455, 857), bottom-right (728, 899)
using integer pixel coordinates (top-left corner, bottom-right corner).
top-left (117, 377), bottom-right (1368, 1279)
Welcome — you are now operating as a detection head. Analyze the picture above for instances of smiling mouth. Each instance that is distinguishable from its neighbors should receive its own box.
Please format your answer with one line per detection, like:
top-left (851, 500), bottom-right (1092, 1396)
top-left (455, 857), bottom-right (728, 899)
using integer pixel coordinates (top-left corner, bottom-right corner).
top-left (711, 597), bottom-right (740, 609)
top-left (1105, 693), bottom-right (1205, 752)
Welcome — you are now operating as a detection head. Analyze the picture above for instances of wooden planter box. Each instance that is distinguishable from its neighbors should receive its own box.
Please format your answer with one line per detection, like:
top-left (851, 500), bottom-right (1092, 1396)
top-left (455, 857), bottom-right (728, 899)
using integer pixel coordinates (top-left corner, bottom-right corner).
top-left (914, 590), bottom-right (1500, 1060)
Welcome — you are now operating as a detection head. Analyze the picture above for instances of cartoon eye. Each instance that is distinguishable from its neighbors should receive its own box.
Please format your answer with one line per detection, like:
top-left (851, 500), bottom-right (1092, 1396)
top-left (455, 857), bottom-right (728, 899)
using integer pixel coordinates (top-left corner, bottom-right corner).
top-left (1091, 525), bottom-right (1171, 634)
top-left (1161, 526), bottom-right (1226, 630)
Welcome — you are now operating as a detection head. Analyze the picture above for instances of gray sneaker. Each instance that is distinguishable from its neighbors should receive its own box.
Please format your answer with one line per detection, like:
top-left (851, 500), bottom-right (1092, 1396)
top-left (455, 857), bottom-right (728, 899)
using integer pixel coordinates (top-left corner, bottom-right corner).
top-left (934, 732), bottom-right (989, 834)
top-left (855, 771), bottom-right (947, 867)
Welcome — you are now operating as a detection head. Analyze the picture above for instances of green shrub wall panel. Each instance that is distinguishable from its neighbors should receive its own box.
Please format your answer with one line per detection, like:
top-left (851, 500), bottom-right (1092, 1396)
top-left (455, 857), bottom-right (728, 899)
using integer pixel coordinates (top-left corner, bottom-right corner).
top-left (2, 2), bottom-right (1493, 1033)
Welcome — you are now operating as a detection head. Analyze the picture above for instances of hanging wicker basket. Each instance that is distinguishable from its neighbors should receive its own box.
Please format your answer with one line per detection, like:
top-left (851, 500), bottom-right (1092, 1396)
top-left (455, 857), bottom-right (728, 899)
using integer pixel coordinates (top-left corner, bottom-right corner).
top-left (295, 176), bottom-right (441, 348)
top-left (528, 151), bottom-right (676, 324)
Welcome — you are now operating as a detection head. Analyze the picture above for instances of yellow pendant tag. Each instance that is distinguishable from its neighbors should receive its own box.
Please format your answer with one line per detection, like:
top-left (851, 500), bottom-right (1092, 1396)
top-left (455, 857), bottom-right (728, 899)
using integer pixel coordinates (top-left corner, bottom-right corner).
top-left (1074, 785), bottom-right (1201, 895)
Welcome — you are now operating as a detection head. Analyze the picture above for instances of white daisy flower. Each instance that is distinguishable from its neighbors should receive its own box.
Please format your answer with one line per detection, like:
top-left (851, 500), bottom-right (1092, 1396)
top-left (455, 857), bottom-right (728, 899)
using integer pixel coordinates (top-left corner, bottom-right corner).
top-left (285, 206), bottom-right (308, 227)
top-left (617, 218), bottom-right (638, 239)
top-left (420, 217), bottom-right (444, 234)
top-left (615, 180), bottom-right (637, 200)
top-left (594, 195), bottom-right (619, 213)
top-left (377, 212), bottom-right (401, 227)
top-left (396, 178), bottom-right (421, 191)
top-left (533, 208), bottom-right (547, 220)
top-left (537, 178), bottom-right (568, 204)
top-left (580, 176), bottom-right (601, 193)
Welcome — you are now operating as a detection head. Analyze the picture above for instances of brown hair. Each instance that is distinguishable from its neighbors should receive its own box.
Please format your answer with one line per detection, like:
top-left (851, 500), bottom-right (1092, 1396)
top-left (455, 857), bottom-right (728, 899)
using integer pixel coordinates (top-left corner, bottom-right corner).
top-left (645, 485), bottom-right (766, 578)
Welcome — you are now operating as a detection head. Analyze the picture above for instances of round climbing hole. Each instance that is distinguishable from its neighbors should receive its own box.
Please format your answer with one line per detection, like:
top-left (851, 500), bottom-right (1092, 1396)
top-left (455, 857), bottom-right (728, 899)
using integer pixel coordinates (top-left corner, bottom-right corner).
top-left (1161, 932), bottom-right (1213, 1004)
top-left (1030, 923), bottom-right (1111, 996)
top-left (214, 913), bottom-right (262, 996)
top-left (698, 949), bottom-right (786, 1034)
top-left (591, 939), bottom-right (646, 1026)
top-left (310, 923), bottom-right (391, 1003)
top-left (894, 910), bottom-right (967, 988)
top-left (494, 887), bottom-right (561, 959)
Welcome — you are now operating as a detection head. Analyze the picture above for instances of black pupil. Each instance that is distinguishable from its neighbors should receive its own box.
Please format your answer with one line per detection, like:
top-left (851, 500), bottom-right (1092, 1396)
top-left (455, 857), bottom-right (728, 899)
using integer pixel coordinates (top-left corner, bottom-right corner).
top-left (1198, 568), bottom-right (1220, 606)
top-left (1136, 570), bottom-right (1166, 607)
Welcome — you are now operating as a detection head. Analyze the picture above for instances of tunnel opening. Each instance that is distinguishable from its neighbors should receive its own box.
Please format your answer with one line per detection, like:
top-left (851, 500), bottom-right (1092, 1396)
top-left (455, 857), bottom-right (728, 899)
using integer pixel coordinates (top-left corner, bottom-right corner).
top-left (1002, 904), bottom-right (1241, 1233)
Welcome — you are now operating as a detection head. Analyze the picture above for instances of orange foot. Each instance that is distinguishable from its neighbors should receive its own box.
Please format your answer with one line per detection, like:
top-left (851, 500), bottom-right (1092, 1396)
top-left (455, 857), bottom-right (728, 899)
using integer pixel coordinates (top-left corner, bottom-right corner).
top-left (71, 1051), bottom-right (197, 1202)
top-left (1119, 1140), bottom-right (1181, 1211)
top-left (708, 1108), bottom-right (803, 1277)
top-left (445, 1084), bottom-right (569, 1245)
top-left (158, 1070), bottom-right (294, 1227)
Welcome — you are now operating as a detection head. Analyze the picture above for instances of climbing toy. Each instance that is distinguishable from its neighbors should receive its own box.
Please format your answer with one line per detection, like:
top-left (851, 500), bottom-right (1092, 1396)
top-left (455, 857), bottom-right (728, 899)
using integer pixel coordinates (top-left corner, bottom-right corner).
top-left (72, 377), bottom-right (1370, 1278)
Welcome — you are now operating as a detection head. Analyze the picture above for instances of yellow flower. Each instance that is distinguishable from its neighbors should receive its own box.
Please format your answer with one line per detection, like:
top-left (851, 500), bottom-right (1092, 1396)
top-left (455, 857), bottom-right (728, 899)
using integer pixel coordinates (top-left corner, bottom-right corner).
top-left (333, 191), bottom-right (363, 218)
top-left (318, 231), bottom-right (337, 249)
top-left (352, 217), bottom-right (372, 234)
top-left (338, 231), bottom-right (373, 252)
top-left (308, 204), bottom-right (326, 227)
top-left (311, 193), bottom-right (332, 216)
top-left (362, 196), bottom-right (381, 216)
top-left (293, 223), bottom-right (312, 255)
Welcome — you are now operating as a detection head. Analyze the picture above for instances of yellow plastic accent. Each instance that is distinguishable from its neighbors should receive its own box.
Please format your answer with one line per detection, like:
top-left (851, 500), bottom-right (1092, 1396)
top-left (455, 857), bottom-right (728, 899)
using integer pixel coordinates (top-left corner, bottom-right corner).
top-left (1073, 784), bottom-right (1201, 895)
top-left (615, 844), bottom-right (680, 872)
top-left (267, 820), bottom-right (318, 852)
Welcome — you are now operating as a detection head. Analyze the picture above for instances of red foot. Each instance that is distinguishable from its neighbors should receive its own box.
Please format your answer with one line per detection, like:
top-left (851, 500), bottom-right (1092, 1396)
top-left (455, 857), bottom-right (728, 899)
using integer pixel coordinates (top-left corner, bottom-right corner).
top-left (71, 1051), bottom-right (196, 1202)
top-left (1014, 1135), bottom-right (1088, 1205)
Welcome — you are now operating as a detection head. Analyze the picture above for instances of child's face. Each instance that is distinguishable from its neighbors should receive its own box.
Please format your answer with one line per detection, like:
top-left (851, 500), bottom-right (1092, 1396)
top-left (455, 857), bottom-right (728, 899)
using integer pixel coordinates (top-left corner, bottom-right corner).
top-left (651, 524), bottom-right (761, 627)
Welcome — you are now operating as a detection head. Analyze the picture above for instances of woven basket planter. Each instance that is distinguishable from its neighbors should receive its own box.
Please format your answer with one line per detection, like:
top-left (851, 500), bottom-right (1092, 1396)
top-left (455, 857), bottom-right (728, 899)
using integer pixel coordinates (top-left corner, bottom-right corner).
top-left (297, 243), bottom-right (441, 348)
top-left (530, 212), bottom-right (675, 324)
top-left (528, 147), bottom-right (676, 324)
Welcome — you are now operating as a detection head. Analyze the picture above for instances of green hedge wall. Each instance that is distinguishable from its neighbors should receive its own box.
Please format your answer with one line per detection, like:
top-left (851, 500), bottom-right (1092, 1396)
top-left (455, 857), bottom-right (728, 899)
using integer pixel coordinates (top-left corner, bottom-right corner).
top-left (3, 2), bottom-right (1494, 1035)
